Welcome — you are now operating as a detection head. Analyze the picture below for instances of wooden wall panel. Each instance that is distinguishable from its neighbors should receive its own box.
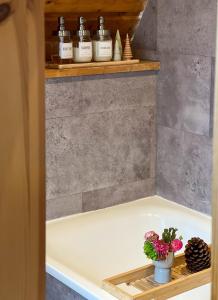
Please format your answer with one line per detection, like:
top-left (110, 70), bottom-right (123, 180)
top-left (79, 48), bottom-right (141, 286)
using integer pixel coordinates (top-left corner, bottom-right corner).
top-left (0, 0), bottom-right (45, 300)
top-left (45, 0), bottom-right (146, 14)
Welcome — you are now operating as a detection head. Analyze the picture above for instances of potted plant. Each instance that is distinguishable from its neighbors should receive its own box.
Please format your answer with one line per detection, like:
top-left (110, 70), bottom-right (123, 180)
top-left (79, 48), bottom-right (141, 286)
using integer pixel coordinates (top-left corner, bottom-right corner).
top-left (144, 228), bottom-right (183, 284)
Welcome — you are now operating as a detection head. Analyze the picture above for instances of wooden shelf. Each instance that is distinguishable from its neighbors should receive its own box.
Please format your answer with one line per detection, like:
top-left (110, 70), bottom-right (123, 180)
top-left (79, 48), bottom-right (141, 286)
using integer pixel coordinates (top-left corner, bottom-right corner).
top-left (44, 0), bottom-right (158, 79)
top-left (45, 60), bottom-right (160, 78)
top-left (45, 0), bottom-right (149, 61)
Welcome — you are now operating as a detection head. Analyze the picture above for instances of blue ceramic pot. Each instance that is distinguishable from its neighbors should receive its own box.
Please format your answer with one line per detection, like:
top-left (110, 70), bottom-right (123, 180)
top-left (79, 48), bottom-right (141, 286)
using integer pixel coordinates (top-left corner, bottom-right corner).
top-left (153, 252), bottom-right (174, 284)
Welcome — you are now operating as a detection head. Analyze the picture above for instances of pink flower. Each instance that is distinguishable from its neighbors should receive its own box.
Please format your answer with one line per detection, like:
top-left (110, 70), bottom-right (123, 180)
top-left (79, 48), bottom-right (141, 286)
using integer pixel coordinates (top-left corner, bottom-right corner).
top-left (153, 240), bottom-right (169, 259)
top-left (144, 231), bottom-right (159, 242)
top-left (171, 239), bottom-right (183, 252)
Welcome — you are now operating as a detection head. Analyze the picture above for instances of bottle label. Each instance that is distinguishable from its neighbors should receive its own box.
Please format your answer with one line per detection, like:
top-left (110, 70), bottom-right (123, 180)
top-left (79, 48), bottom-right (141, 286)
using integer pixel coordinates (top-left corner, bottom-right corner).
top-left (59, 42), bottom-right (73, 59)
top-left (79, 42), bottom-right (92, 58)
top-left (96, 41), bottom-right (112, 57)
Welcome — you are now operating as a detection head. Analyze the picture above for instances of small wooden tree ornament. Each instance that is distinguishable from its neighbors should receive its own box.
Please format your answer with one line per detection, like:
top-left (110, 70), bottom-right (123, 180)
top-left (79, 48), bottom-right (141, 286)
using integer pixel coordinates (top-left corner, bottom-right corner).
top-left (123, 33), bottom-right (133, 61)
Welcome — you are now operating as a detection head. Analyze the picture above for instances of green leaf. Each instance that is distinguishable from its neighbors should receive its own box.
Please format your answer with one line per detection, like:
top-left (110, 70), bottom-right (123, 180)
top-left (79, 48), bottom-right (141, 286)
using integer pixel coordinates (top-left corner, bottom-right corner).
top-left (144, 241), bottom-right (158, 261)
top-left (162, 227), bottom-right (179, 243)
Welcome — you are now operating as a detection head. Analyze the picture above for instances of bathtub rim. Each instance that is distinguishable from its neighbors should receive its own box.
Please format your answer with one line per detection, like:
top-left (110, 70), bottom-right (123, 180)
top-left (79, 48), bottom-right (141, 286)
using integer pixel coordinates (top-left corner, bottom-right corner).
top-left (46, 195), bottom-right (211, 225)
top-left (46, 195), bottom-right (211, 300)
top-left (46, 259), bottom-right (117, 300)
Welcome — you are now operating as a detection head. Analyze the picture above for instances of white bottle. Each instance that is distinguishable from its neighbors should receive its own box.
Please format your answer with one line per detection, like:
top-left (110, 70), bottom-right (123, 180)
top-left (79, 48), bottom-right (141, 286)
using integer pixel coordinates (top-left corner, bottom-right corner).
top-left (93, 16), bottom-right (112, 62)
top-left (52, 16), bottom-right (73, 64)
top-left (73, 17), bottom-right (92, 63)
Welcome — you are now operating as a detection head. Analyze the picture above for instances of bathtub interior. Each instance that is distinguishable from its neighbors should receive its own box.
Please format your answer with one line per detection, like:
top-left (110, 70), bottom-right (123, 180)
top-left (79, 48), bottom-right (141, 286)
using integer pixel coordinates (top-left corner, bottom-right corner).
top-left (46, 196), bottom-right (211, 299)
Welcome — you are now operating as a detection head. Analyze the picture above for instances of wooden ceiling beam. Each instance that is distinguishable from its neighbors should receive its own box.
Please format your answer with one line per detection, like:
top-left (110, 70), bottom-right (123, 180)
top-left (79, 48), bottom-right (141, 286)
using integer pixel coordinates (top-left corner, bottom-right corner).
top-left (45, 0), bottom-right (147, 14)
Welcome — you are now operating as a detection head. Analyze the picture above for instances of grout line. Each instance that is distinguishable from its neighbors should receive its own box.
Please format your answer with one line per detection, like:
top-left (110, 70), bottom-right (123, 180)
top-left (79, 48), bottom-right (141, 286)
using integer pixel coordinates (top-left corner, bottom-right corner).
top-left (45, 105), bottom-right (156, 120)
top-left (46, 177), bottom-right (156, 202)
top-left (157, 50), bottom-right (215, 59)
top-left (156, 123), bottom-right (213, 142)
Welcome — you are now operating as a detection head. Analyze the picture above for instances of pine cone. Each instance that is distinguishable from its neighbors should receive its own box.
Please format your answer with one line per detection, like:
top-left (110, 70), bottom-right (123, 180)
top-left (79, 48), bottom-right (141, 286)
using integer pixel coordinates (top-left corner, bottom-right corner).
top-left (185, 237), bottom-right (211, 272)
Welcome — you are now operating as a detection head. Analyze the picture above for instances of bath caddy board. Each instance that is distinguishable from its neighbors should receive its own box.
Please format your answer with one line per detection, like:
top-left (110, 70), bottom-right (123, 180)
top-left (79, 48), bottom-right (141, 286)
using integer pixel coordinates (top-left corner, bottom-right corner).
top-left (102, 252), bottom-right (211, 300)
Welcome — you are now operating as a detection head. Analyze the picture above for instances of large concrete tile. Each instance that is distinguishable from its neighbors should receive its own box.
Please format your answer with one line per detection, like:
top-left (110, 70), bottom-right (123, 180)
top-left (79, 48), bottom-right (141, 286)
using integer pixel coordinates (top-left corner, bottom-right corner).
top-left (209, 57), bottom-right (216, 137)
top-left (46, 108), bottom-right (155, 199)
top-left (157, 53), bottom-right (212, 136)
top-left (156, 125), bottom-right (212, 214)
top-left (46, 171), bottom-right (83, 200)
top-left (46, 74), bottom-right (157, 119)
top-left (46, 77), bottom-right (82, 119)
top-left (80, 74), bottom-right (157, 114)
top-left (46, 274), bottom-right (86, 300)
top-left (46, 194), bottom-right (82, 220)
top-left (82, 178), bottom-right (155, 212)
top-left (156, 126), bottom-right (184, 202)
top-left (157, 0), bottom-right (216, 56)
top-left (46, 107), bottom-right (154, 151)
top-left (180, 132), bottom-right (212, 214)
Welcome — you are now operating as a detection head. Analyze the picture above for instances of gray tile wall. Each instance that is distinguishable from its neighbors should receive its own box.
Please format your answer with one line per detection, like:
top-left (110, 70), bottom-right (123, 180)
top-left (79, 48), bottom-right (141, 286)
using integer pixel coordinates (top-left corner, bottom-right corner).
top-left (46, 73), bottom-right (157, 219)
top-left (133, 0), bottom-right (215, 214)
top-left (156, 0), bottom-right (216, 214)
top-left (46, 0), bottom-right (216, 219)
top-left (46, 274), bottom-right (87, 300)
top-left (134, 0), bottom-right (215, 214)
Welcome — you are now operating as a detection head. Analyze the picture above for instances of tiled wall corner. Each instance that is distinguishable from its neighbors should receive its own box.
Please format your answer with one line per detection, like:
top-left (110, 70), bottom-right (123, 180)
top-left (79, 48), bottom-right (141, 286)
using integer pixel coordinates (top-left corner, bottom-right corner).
top-left (155, 0), bottom-right (216, 214)
top-left (157, 0), bottom-right (216, 57)
top-left (156, 126), bottom-right (212, 214)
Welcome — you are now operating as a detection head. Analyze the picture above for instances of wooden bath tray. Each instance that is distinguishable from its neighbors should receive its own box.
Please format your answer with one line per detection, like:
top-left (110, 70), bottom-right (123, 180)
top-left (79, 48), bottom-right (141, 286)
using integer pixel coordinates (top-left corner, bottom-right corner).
top-left (102, 252), bottom-right (211, 300)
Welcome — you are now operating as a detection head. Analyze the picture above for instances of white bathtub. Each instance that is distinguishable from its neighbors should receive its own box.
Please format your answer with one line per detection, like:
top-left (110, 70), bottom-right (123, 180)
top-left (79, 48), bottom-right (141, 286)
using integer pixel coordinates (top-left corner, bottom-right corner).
top-left (46, 196), bottom-right (211, 300)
